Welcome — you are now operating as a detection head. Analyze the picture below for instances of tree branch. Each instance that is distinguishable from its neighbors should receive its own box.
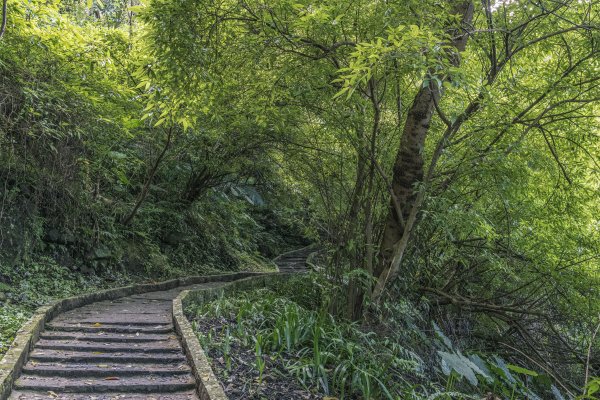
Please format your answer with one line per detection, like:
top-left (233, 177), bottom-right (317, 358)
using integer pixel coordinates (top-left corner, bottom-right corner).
top-left (122, 126), bottom-right (174, 226)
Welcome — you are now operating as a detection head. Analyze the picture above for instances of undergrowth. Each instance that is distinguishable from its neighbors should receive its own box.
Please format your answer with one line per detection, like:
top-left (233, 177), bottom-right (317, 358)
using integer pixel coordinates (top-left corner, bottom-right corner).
top-left (0, 305), bottom-right (28, 355)
top-left (0, 257), bottom-right (136, 356)
top-left (187, 275), bottom-right (582, 400)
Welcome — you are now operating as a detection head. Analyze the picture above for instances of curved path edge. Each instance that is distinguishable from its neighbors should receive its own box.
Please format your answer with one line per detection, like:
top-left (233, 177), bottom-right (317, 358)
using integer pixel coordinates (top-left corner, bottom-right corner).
top-left (174, 273), bottom-right (295, 400)
top-left (0, 271), bottom-right (268, 400)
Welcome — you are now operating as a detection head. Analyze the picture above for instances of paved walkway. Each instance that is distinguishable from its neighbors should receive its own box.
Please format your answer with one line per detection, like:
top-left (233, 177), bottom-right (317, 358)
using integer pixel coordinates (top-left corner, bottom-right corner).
top-left (10, 282), bottom-right (224, 400)
top-left (9, 248), bottom-right (311, 399)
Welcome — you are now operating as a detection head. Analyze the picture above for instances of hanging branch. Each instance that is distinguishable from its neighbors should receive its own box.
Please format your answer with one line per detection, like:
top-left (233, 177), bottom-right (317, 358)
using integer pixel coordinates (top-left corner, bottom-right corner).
top-left (0, 0), bottom-right (7, 40)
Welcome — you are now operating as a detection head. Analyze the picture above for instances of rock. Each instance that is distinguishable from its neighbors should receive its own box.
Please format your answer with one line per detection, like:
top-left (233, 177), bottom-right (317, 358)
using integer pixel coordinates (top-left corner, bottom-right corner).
top-left (0, 292), bottom-right (7, 302)
top-left (0, 273), bottom-right (11, 284)
top-left (54, 249), bottom-right (76, 269)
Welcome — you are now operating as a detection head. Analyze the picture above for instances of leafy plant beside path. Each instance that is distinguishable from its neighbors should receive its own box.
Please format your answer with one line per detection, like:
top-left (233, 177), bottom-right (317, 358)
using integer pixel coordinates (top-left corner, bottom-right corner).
top-left (187, 276), bottom-right (580, 399)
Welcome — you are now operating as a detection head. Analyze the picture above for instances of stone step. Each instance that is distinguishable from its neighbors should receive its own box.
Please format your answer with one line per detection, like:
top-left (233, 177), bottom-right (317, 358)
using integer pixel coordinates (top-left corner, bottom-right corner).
top-left (35, 339), bottom-right (181, 353)
top-left (127, 297), bottom-right (172, 302)
top-left (46, 323), bottom-right (174, 334)
top-left (14, 375), bottom-right (196, 393)
top-left (52, 317), bottom-right (172, 325)
top-left (29, 349), bottom-right (186, 364)
top-left (22, 362), bottom-right (191, 377)
top-left (61, 305), bottom-right (171, 314)
top-left (112, 296), bottom-right (169, 301)
top-left (10, 390), bottom-right (199, 400)
top-left (70, 309), bottom-right (171, 315)
top-left (40, 331), bottom-right (174, 343)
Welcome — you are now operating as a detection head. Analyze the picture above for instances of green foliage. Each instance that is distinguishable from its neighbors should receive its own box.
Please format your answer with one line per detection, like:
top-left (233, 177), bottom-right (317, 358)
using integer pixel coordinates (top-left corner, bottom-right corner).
top-left (579, 378), bottom-right (600, 400)
top-left (0, 0), bottom-right (307, 304)
top-left (0, 305), bottom-right (28, 355)
top-left (188, 279), bottom-right (428, 399)
top-left (0, 257), bottom-right (127, 309)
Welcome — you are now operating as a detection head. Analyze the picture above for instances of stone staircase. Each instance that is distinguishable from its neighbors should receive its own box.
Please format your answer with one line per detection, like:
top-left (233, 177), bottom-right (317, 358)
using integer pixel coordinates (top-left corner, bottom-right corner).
top-left (7, 248), bottom-right (316, 400)
top-left (273, 246), bottom-right (315, 273)
top-left (8, 283), bottom-right (226, 400)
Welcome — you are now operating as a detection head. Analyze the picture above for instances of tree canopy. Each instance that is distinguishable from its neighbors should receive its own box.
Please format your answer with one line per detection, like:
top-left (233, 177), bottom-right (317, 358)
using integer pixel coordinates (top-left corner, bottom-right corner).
top-left (0, 0), bottom-right (599, 398)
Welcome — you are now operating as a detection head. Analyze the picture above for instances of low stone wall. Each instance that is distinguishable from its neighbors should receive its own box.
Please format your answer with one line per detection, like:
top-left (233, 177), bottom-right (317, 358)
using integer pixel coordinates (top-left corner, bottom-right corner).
top-left (0, 271), bottom-right (265, 400)
top-left (173, 273), bottom-right (295, 400)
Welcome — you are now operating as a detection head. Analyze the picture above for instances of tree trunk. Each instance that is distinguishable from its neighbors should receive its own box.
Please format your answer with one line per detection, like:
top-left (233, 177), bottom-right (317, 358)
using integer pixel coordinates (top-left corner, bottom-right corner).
top-left (374, 1), bottom-right (474, 297)
top-left (122, 126), bottom-right (173, 226)
top-left (347, 79), bottom-right (380, 320)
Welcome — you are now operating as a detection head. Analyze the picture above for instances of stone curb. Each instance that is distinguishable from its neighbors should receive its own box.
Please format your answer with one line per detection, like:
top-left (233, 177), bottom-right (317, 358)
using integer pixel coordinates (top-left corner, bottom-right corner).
top-left (173, 293), bottom-right (228, 400)
top-left (173, 273), bottom-right (295, 400)
top-left (0, 271), bottom-right (267, 400)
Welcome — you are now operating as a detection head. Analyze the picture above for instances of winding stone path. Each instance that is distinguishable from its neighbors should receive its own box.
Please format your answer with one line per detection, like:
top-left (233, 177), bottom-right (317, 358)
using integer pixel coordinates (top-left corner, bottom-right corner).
top-left (10, 282), bottom-right (225, 400)
top-left (8, 248), bottom-right (313, 400)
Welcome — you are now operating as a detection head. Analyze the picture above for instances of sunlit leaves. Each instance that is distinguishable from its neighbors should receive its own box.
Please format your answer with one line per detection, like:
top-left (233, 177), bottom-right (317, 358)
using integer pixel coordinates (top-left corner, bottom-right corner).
top-left (335, 25), bottom-right (441, 99)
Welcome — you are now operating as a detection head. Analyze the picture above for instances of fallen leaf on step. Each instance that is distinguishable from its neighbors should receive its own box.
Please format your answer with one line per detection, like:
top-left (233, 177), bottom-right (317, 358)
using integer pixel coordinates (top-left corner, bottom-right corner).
top-left (97, 364), bottom-right (109, 368)
top-left (104, 377), bottom-right (120, 380)
top-left (93, 323), bottom-right (102, 327)
top-left (47, 391), bottom-right (58, 398)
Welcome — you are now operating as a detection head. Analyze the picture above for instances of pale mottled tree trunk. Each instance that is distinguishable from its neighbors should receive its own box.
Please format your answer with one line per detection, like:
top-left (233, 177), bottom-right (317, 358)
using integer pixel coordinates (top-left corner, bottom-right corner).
top-left (374, 1), bottom-right (474, 300)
